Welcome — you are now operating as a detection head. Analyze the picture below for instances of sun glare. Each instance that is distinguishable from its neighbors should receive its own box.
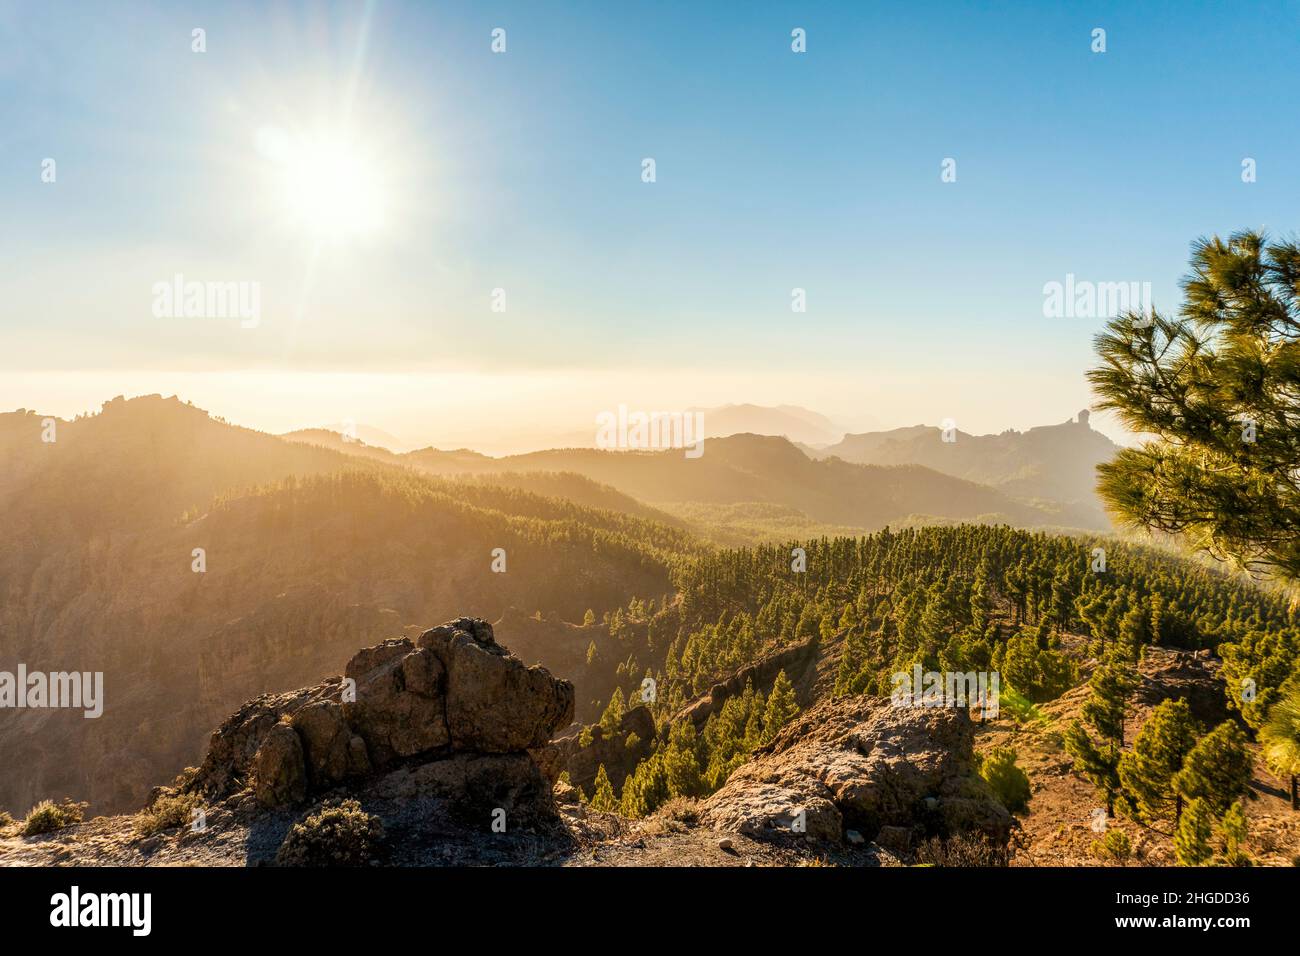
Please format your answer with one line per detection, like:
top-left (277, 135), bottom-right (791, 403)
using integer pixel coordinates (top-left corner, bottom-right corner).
top-left (258, 125), bottom-right (388, 242)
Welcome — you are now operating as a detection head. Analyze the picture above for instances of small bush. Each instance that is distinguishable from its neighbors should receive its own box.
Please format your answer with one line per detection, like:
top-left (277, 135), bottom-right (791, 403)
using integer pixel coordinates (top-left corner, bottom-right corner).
top-left (656, 797), bottom-right (701, 824)
top-left (913, 833), bottom-right (1010, 867)
top-left (275, 799), bottom-right (386, 867)
top-left (0, 810), bottom-right (15, 833)
top-left (1091, 828), bottom-right (1132, 863)
top-left (978, 746), bottom-right (1031, 813)
top-left (137, 791), bottom-right (202, 836)
top-left (999, 686), bottom-right (1049, 726)
top-left (21, 799), bottom-right (87, 836)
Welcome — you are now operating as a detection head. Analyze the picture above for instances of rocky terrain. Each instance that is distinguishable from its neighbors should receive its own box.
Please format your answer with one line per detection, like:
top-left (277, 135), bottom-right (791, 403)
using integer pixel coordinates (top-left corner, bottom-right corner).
top-left (989, 646), bottom-right (1300, 867)
top-left (0, 617), bottom-right (1013, 867)
top-left (2, 618), bottom-right (1297, 867)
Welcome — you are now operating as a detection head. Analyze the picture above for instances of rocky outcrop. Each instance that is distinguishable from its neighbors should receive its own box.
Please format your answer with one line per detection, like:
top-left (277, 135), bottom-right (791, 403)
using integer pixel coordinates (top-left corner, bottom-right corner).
top-left (701, 695), bottom-right (1012, 846)
top-left (1132, 646), bottom-right (1226, 727)
top-left (187, 618), bottom-right (573, 820)
top-left (419, 618), bottom-right (574, 752)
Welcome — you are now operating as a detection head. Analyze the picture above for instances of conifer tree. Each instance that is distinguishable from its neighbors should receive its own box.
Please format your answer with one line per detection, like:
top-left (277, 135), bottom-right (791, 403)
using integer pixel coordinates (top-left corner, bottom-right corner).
top-left (1174, 797), bottom-right (1214, 866)
top-left (1082, 661), bottom-right (1137, 748)
top-left (599, 687), bottom-right (625, 737)
top-left (834, 629), bottom-right (868, 697)
top-left (1115, 604), bottom-right (1147, 663)
top-left (1259, 680), bottom-right (1300, 810)
top-left (1118, 698), bottom-right (1199, 823)
top-left (1066, 662), bottom-right (1135, 817)
top-left (1173, 721), bottom-right (1252, 816)
top-left (1219, 799), bottom-right (1250, 867)
top-left (1089, 231), bottom-right (1300, 584)
top-left (590, 764), bottom-right (619, 813)
top-left (762, 670), bottom-right (799, 743)
top-left (1065, 720), bottom-right (1123, 817)
top-left (662, 721), bottom-right (704, 798)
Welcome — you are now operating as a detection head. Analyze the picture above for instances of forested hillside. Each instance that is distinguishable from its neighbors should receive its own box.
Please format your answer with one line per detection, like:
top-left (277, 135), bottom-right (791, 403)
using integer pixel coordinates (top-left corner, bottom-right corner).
top-left (0, 397), bottom-right (696, 814)
top-left (569, 526), bottom-right (1298, 820)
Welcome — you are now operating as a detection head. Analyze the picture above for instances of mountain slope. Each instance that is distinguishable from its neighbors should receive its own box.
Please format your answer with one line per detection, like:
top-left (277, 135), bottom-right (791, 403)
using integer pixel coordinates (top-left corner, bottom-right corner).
top-left (300, 429), bottom-right (1082, 536)
top-left (817, 411), bottom-right (1118, 528)
top-left (0, 397), bottom-right (696, 815)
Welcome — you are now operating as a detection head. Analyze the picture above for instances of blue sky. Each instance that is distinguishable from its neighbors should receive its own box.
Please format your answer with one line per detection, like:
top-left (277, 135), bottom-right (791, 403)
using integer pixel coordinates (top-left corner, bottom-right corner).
top-left (1, 0), bottom-right (1297, 446)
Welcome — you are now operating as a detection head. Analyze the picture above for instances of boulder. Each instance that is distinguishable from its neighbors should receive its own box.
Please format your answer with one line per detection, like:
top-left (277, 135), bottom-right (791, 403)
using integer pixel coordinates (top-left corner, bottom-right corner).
top-left (186, 617), bottom-right (573, 824)
top-left (292, 700), bottom-right (369, 786)
top-left (701, 695), bottom-right (1012, 846)
top-left (875, 825), bottom-right (912, 853)
top-left (343, 639), bottom-right (449, 767)
top-left (252, 723), bottom-right (308, 808)
top-left (418, 618), bottom-right (574, 752)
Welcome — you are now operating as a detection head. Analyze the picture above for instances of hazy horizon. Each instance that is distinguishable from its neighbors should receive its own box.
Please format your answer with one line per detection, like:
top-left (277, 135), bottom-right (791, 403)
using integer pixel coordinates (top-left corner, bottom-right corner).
top-left (2, 380), bottom-right (1121, 456)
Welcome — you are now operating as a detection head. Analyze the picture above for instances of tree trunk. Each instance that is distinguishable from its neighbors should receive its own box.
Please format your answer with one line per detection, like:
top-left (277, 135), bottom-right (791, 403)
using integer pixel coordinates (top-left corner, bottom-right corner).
top-left (1106, 791), bottom-right (1115, 818)
top-left (1291, 774), bottom-right (1297, 811)
top-left (1175, 793), bottom-right (1183, 824)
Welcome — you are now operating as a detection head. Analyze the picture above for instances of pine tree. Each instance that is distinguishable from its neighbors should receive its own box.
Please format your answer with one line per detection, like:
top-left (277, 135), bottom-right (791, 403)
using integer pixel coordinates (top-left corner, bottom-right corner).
top-left (620, 752), bottom-right (668, 818)
top-left (1259, 679), bottom-right (1300, 811)
top-left (1115, 605), bottom-right (1147, 663)
top-left (1173, 721), bottom-right (1252, 816)
top-left (1089, 231), bottom-right (1300, 584)
top-left (583, 609), bottom-right (596, 627)
top-left (1219, 799), bottom-right (1250, 867)
top-left (999, 630), bottom-right (1078, 703)
top-left (1118, 698), bottom-right (1199, 823)
top-left (590, 764), bottom-right (619, 813)
top-left (662, 721), bottom-right (704, 798)
top-left (1065, 720), bottom-right (1122, 817)
top-left (598, 687), bottom-right (625, 738)
top-left (1173, 797), bottom-right (1214, 866)
top-left (1082, 661), bottom-right (1136, 748)
top-left (762, 670), bottom-right (799, 743)
top-left (834, 629), bottom-right (867, 697)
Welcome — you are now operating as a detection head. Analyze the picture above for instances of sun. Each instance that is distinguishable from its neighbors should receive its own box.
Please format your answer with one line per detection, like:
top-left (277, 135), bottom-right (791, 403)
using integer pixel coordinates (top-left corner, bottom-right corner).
top-left (257, 125), bottom-right (388, 242)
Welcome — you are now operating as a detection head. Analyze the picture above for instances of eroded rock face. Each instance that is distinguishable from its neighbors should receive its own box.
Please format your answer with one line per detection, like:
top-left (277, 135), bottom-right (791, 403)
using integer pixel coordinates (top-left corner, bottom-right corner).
top-left (292, 700), bottom-right (370, 786)
top-left (190, 678), bottom-right (345, 799)
top-left (253, 723), bottom-right (307, 808)
top-left (344, 640), bottom-right (450, 766)
top-left (187, 617), bottom-right (573, 813)
top-left (418, 618), bottom-right (574, 753)
top-left (701, 695), bottom-right (1013, 846)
